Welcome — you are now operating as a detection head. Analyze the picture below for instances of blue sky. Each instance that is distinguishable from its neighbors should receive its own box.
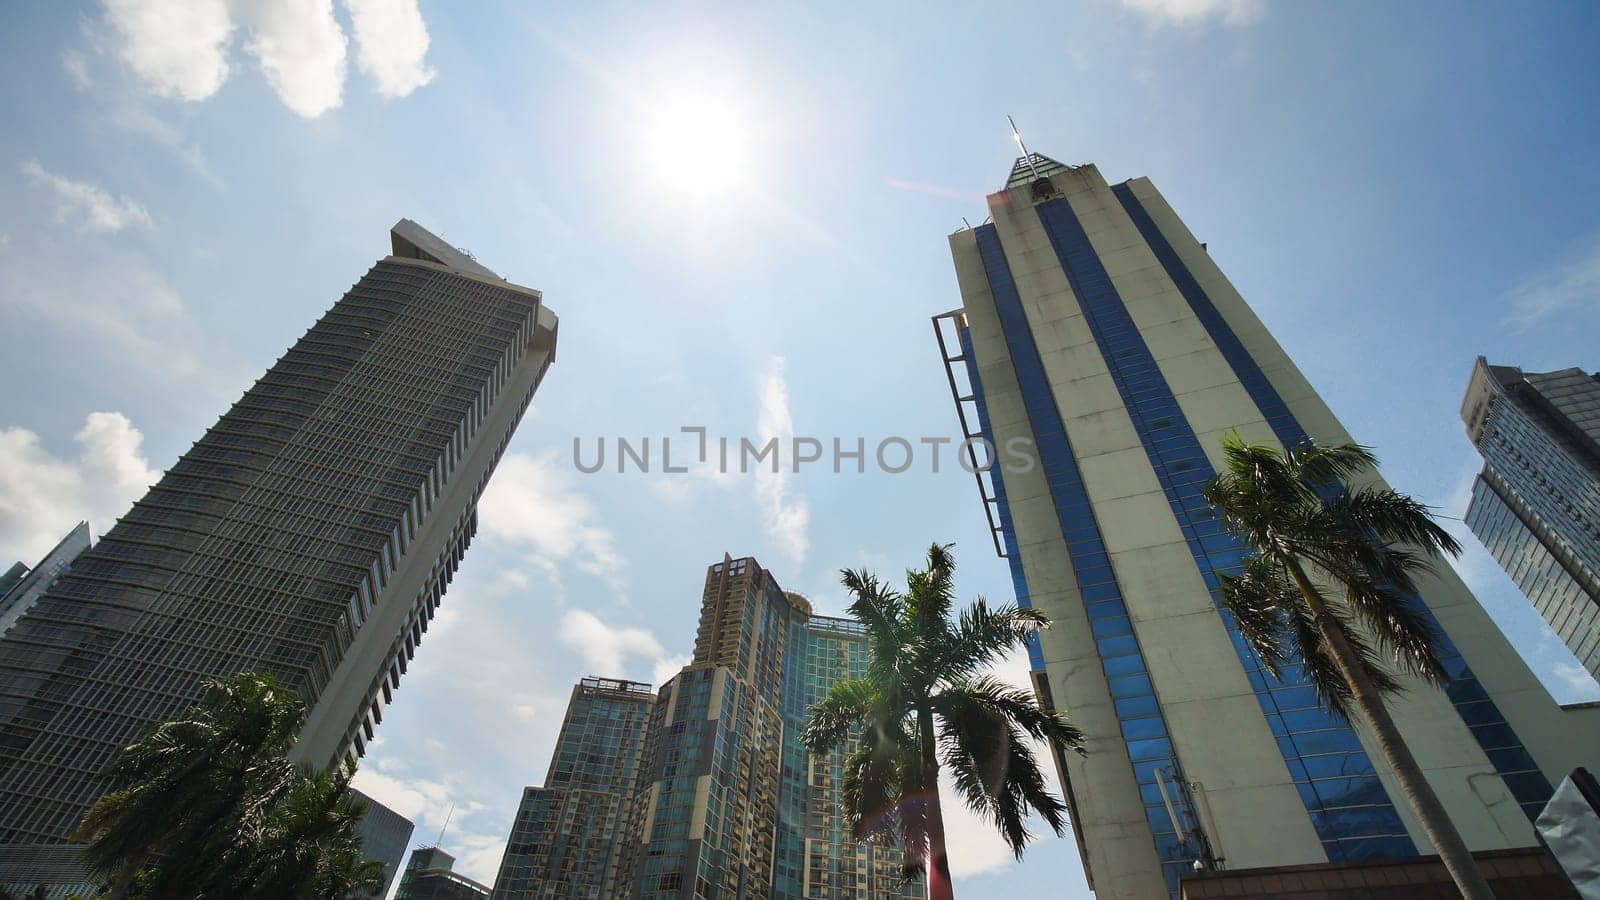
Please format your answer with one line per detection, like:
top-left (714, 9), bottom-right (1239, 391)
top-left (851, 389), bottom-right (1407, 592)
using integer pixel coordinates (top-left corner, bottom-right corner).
top-left (2, 0), bottom-right (1598, 896)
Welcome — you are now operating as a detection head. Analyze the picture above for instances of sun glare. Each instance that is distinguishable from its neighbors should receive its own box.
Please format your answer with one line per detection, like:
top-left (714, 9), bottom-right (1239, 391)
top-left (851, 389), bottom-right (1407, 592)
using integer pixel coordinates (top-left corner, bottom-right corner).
top-left (641, 89), bottom-right (751, 199)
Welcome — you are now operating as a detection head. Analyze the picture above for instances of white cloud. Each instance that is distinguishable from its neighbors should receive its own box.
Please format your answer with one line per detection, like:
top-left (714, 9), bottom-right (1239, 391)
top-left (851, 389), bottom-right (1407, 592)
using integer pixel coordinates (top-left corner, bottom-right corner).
top-left (1506, 233), bottom-right (1600, 330)
top-left (94, 0), bottom-right (436, 118)
top-left (477, 450), bottom-right (627, 589)
top-left (21, 160), bottom-right (153, 233)
top-left (62, 49), bottom-right (94, 89)
top-left (559, 609), bottom-right (680, 684)
top-left (102, 0), bottom-right (235, 101)
top-left (238, 0), bottom-right (349, 118)
top-left (754, 357), bottom-right (811, 566)
top-left (343, 0), bottom-right (436, 98)
top-left (0, 413), bottom-right (159, 562)
top-left (1117, 0), bottom-right (1265, 27)
top-left (1552, 662), bottom-right (1598, 695)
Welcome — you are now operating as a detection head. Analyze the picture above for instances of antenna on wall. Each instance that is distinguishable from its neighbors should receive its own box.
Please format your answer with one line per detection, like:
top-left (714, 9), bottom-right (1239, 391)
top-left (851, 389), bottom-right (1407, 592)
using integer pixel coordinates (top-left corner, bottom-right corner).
top-left (1008, 115), bottom-right (1043, 180)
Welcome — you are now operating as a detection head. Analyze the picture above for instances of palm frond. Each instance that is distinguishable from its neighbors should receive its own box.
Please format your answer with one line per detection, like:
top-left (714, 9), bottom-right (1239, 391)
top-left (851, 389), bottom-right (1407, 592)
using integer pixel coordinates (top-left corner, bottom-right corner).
top-left (906, 543), bottom-right (958, 636)
top-left (1285, 440), bottom-right (1378, 492)
top-left (935, 601), bottom-right (1050, 682)
top-left (1317, 487), bottom-right (1463, 558)
top-left (1215, 556), bottom-right (1299, 680)
top-left (1288, 600), bottom-right (1400, 718)
top-left (800, 677), bottom-right (877, 754)
top-left (932, 676), bottom-right (1075, 855)
top-left (930, 677), bottom-right (1083, 753)
top-left (1338, 574), bottom-right (1448, 687)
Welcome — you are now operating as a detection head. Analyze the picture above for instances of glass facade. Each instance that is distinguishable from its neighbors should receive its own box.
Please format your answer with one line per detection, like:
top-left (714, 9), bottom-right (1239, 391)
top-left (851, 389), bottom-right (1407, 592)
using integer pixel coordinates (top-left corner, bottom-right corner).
top-left (1464, 361), bottom-right (1600, 685)
top-left (1108, 188), bottom-right (1554, 826)
top-left (491, 677), bottom-right (655, 899)
top-left (1467, 477), bottom-right (1599, 676)
top-left (968, 227), bottom-right (1210, 894)
top-left (942, 161), bottom-right (1575, 897)
top-left (0, 223), bottom-right (555, 851)
top-left (0, 522), bottom-right (92, 637)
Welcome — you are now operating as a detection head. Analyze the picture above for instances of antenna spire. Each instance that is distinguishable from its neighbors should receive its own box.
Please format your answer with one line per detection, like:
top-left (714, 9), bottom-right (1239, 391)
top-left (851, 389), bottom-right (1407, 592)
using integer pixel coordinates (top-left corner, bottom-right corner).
top-left (436, 801), bottom-right (455, 848)
top-left (1008, 116), bottom-right (1043, 180)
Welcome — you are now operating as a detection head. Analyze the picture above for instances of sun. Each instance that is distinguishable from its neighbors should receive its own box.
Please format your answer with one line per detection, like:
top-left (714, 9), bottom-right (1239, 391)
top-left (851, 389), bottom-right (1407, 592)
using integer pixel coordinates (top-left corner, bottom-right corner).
top-left (640, 87), bottom-right (752, 199)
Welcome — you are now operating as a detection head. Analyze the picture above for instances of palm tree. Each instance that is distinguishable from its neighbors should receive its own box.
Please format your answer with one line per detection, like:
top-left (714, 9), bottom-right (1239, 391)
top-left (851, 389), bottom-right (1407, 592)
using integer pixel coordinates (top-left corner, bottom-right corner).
top-left (801, 543), bottom-right (1084, 900)
top-left (1202, 432), bottom-right (1494, 900)
top-left (233, 762), bottom-right (386, 899)
top-left (72, 671), bottom-right (306, 898)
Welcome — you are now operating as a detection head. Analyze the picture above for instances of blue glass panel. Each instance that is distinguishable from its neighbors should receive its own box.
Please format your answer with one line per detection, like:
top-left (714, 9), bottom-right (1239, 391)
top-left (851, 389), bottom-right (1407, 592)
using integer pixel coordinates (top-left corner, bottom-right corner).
top-left (1033, 195), bottom-right (1414, 858)
top-left (965, 228), bottom-right (1205, 885)
top-left (1109, 183), bottom-right (1551, 822)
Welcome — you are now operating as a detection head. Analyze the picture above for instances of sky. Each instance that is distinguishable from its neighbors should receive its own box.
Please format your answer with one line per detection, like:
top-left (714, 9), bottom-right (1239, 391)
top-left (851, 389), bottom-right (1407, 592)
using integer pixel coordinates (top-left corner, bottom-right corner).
top-left (1, 0), bottom-right (1598, 896)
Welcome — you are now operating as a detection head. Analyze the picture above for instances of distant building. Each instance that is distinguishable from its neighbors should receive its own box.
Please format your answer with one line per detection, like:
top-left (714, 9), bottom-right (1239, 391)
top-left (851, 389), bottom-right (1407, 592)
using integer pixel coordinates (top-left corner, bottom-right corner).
top-left (396, 847), bottom-right (491, 900)
top-left (1462, 357), bottom-right (1600, 684)
top-left (934, 154), bottom-right (1599, 897)
top-left (489, 677), bottom-right (655, 898)
top-left (352, 788), bottom-right (414, 899)
top-left (621, 554), bottom-right (918, 900)
top-left (0, 220), bottom-right (558, 891)
top-left (0, 521), bottom-right (91, 636)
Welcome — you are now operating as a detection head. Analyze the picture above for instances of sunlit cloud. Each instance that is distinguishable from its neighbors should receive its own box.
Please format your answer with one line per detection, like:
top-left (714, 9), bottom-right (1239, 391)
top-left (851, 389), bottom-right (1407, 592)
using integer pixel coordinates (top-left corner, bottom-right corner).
top-left (755, 356), bottom-right (810, 567)
top-left (21, 160), bottom-right (153, 233)
top-left (885, 177), bottom-right (988, 204)
top-left (1117, 0), bottom-right (1265, 27)
top-left (0, 412), bottom-right (159, 562)
top-left (344, 0), bottom-right (437, 98)
top-left (92, 0), bottom-right (438, 118)
top-left (1505, 232), bottom-right (1600, 330)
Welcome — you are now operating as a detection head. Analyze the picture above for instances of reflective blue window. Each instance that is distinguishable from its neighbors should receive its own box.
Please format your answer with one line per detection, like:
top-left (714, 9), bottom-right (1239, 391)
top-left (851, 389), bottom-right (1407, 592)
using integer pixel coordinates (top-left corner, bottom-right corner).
top-left (1111, 182), bottom-right (1551, 823)
top-left (1034, 196), bottom-right (1414, 862)
top-left (967, 226), bottom-right (1207, 888)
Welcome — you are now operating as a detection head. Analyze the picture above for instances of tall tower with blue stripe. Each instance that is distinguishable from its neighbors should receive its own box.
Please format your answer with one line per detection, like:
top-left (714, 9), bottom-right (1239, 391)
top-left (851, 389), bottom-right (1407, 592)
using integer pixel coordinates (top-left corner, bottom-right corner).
top-left (933, 155), bottom-right (1600, 899)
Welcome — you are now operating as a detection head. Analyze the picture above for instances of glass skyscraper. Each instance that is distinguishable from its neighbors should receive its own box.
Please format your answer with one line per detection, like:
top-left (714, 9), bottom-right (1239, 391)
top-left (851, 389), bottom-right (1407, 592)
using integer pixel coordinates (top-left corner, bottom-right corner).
top-left (1461, 357), bottom-right (1600, 683)
top-left (618, 555), bottom-right (917, 900)
top-left (934, 155), bottom-right (1598, 898)
top-left (0, 521), bottom-right (92, 637)
top-left (491, 676), bottom-right (656, 899)
top-left (0, 221), bottom-right (558, 881)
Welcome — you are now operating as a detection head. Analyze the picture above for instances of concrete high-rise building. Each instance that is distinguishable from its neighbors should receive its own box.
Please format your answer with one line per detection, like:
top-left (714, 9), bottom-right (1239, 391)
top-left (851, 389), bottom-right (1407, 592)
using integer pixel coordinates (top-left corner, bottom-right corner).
top-left (0, 522), bottom-right (92, 637)
top-left (353, 787), bottom-right (415, 899)
top-left (933, 155), bottom-right (1599, 898)
top-left (397, 847), bottom-right (492, 900)
top-left (621, 555), bottom-right (917, 900)
top-left (0, 221), bottom-right (558, 880)
top-left (490, 676), bottom-right (655, 898)
top-left (1461, 358), bottom-right (1600, 684)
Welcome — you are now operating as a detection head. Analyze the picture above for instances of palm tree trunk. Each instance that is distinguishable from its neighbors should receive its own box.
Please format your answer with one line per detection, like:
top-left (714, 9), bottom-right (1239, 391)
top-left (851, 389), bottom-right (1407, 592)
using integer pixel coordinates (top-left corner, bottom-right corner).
top-left (917, 707), bottom-right (953, 900)
top-left (1284, 558), bottom-right (1495, 900)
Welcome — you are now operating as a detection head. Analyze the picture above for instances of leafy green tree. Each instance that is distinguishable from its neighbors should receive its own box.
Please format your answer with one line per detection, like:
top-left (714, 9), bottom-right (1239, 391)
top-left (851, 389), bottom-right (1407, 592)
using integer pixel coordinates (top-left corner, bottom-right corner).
top-left (73, 672), bottom-right (305, 898)
top-left (73, 671), bottom-right (381, 900)
top-left (232, 763), bottom-right (385, 899)
top-left (1202, 433), bottom-right (1494, 900)
top-left (801, 544), bottom-right (1084, 900)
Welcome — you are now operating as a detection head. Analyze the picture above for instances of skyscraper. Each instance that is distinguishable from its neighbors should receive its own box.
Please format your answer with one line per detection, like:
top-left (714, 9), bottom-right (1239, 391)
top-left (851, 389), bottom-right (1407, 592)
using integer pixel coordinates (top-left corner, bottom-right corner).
top-left (620, 555), bottom-right (917, 900)
top-left (933, 155), bottom-right (1599, 898)
top-left (490, 676), bottom-right (655, 898)
top-left (397, 847), bottom-right (492, 900)
top-left (1461, 357), bottom-right (1600, 683)
top-left (0, 521), bottom-right (92, 637)
top-left (0, 221), bottom-right (557, 876)
top-left (353, 787), bottom-right (416, 900)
